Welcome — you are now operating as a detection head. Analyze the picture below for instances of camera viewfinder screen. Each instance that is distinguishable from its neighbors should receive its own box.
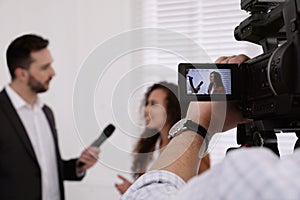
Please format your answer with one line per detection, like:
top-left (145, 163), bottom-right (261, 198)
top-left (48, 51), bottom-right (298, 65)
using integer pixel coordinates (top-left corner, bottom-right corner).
top-left (186, 68), bottom-right (231, 95)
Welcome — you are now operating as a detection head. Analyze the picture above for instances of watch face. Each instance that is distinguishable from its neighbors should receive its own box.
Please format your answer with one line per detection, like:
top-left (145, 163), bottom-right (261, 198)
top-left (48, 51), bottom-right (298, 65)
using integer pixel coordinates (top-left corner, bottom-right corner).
top-left (169, 119), bottom-right (187, 137)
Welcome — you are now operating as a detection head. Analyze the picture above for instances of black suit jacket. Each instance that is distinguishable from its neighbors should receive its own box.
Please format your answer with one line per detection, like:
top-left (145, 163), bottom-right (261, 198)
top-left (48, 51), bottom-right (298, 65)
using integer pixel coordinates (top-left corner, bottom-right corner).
top-left (0, 89), bottom-right (83, 200)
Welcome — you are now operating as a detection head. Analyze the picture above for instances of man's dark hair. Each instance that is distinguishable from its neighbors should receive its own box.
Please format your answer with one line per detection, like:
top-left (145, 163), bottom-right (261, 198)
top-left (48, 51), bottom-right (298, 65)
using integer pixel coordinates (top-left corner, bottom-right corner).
top-left (6, 34), bottom-right (49, 79)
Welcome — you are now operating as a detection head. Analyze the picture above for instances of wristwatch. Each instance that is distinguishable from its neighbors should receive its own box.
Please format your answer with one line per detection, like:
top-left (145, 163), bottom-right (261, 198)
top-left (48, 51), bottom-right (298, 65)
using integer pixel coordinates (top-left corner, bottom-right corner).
top-left (168, 119), bottom-right (207, 139)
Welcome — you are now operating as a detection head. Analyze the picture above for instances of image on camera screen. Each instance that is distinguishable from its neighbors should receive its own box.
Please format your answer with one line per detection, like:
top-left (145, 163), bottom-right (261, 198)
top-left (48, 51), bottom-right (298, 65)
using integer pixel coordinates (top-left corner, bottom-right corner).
top-left (186, 68), bottom-right (231, 95)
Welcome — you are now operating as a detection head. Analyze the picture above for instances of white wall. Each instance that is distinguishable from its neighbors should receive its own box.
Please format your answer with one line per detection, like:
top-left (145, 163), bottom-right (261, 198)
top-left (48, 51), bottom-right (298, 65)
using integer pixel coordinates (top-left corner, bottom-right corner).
top-left (0, 1), bottom-right (134, 199)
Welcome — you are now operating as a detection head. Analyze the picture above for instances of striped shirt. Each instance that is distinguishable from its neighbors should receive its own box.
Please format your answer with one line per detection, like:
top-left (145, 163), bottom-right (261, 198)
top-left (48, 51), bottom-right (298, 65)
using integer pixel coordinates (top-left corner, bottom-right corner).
top-left (122, 147), bottom-right (300, 200)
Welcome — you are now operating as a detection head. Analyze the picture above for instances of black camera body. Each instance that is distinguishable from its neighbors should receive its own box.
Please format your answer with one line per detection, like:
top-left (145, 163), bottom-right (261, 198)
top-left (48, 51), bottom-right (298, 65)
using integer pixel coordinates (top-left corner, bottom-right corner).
top-left (235, 0), bottom-right (300, 121)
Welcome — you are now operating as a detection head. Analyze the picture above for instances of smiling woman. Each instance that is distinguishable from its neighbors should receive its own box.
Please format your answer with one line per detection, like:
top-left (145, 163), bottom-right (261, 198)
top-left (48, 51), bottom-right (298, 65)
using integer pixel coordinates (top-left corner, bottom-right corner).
top-left (115, 81), bottom-right (181, 194)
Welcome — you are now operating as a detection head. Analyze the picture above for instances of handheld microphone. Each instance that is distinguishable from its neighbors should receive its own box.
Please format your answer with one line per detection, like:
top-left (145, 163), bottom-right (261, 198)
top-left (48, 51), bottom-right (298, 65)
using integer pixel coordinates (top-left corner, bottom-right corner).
top-left (78, 124), bottom-right (115, 167)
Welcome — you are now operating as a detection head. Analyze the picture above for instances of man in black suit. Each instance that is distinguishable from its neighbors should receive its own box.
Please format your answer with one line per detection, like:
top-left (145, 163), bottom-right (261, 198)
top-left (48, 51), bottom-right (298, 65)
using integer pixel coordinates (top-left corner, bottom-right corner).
top-left (0, 34), bottom-right (100, 200)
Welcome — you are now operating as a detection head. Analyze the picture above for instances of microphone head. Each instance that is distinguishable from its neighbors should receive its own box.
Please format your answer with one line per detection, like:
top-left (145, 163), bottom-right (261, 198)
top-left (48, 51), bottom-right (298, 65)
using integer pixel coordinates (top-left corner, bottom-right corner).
top-left (103, 124), bottom-right (115, 138)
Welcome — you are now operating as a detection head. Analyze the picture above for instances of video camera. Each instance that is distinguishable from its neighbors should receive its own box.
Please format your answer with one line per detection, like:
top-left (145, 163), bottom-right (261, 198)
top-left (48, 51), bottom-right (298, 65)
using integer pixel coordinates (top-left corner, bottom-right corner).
top-left (178, 0), bottom-right (300, 153)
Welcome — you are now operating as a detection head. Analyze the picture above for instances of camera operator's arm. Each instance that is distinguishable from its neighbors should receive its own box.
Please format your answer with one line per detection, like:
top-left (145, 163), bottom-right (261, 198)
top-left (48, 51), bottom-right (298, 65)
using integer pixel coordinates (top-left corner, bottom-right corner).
top-left (150, 101), bottom-right (246, 181)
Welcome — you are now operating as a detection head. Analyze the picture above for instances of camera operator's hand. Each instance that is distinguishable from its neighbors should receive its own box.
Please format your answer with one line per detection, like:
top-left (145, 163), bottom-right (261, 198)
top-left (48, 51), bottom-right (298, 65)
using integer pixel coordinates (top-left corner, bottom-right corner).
top-left (215, 54), bottom-right (249, 64)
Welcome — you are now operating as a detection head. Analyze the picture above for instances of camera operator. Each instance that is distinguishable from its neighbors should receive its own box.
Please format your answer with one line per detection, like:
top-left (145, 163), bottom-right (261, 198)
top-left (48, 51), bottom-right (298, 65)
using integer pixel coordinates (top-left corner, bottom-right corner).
top-left (121, 55), bottom-right (300, 200)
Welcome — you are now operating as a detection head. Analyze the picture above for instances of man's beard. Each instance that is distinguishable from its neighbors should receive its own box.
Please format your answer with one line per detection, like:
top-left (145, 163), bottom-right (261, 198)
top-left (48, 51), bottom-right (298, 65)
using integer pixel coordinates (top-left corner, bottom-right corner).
top-left (27, 74), bottom-right (49, 93)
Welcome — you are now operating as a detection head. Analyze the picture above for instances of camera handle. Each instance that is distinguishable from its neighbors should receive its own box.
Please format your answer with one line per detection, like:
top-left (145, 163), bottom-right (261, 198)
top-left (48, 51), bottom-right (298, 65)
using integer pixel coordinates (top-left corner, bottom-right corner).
top-left (228, 121), bottom-right (280, 156)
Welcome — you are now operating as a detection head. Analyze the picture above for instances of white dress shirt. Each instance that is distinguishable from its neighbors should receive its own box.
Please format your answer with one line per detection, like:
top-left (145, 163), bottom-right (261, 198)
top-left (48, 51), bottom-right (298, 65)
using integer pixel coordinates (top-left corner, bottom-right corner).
top-left (122, 147), bottom-right (300, 200)
top-left (6, 85), bottom-right (60, 200)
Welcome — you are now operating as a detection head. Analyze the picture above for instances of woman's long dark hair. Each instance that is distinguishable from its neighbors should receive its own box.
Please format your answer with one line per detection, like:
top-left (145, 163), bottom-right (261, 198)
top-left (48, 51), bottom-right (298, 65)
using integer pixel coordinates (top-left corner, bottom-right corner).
top-left (131, 82), bottom-right (181, 179)
top-left (207, 71), bottom-right (224, 94)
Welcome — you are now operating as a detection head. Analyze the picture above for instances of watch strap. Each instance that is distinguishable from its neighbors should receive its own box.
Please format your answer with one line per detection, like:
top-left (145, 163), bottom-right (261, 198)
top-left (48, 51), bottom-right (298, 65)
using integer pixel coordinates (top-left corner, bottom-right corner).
top-left (186, 120), bottom-right (210, 153)
top-left (185, 120), bottom-right (207, 139)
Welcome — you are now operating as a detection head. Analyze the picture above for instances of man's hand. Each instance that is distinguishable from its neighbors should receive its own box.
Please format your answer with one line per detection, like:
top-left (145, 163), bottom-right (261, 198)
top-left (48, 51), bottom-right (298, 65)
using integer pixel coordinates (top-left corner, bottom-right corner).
top-left (76, 147), bottom-right (100, 173)
top-left (115, 174), bottom-right (132, 195)
top-left (215, 54), bottom-right (249, 64)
